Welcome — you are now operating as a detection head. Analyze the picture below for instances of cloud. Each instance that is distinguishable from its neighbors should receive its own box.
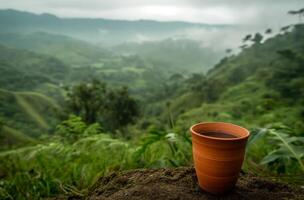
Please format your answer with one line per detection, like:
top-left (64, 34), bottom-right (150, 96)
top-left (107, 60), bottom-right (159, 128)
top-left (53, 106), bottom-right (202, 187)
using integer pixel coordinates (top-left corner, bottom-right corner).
top-left (0, 0), bottom-right (302, 27)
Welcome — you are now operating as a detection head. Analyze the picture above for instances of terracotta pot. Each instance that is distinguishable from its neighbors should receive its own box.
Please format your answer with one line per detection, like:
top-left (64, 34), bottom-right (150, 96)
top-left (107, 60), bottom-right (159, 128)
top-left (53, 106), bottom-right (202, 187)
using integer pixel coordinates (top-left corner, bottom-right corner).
top-left (190, 122), bottom-right (250, 194)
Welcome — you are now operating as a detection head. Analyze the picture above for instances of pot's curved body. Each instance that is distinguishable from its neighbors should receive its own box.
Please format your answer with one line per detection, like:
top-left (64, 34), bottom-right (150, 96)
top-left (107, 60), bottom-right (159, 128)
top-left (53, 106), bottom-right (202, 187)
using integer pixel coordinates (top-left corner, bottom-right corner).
top-left (190, 122), bottom-right (250, 194)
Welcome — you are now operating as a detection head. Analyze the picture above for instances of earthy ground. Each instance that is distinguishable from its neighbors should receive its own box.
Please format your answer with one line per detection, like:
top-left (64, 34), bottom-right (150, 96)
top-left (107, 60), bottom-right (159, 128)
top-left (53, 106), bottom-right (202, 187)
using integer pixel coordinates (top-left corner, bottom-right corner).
top-left (81, 167), bottom-right (304, 200)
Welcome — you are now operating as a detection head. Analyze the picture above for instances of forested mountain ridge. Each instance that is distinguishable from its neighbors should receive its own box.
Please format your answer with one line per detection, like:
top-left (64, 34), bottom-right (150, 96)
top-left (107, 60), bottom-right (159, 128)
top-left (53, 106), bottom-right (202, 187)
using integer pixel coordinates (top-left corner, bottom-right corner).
top-left (0, 32), bottom-right (112, 66)
top-left (0, 9), bottom-right (230, 44)
top-left (161, 24), bottom-right (304, 135)
top-left (112, 39), bottom-right (222, 72)
top-left (0, 88), bottom-right (59, 144)
top-left (0, 44), bottom-right (70, 91)
top-left (0, 45), bottom-right (68, 142)
top-left (0, 31), bottom-right (220, 73)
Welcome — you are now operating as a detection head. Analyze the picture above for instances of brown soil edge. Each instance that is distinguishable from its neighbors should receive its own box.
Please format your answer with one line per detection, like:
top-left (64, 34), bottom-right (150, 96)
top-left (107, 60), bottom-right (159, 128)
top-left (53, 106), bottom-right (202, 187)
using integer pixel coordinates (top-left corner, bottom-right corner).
top-left (78, 167), bottom-right (304, 200)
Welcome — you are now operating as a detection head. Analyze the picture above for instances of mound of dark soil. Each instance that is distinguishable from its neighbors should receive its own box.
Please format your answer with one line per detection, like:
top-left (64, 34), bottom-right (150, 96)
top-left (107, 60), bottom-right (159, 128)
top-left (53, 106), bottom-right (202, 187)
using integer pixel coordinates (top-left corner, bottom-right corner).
top-left (86, 167), bottom-right (303, 200)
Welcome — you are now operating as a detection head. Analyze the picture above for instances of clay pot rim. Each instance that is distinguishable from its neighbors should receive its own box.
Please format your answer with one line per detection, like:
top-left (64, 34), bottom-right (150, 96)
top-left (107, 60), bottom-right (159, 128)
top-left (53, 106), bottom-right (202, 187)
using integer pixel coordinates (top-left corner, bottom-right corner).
top-left (190, 122), bottom-right (250, 141)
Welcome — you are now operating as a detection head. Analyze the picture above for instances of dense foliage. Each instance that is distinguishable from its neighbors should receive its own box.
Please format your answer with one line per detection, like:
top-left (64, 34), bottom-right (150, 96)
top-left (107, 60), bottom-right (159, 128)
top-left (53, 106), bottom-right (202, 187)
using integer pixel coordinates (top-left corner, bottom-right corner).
top-left (64, 80), bottom-right (140, 132)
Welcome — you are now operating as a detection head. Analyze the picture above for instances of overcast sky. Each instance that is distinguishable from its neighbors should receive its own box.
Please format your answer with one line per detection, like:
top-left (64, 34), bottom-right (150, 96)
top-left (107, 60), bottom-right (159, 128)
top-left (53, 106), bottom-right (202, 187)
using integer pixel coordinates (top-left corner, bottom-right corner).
top-left (0, 0), bottom-right (303, 27)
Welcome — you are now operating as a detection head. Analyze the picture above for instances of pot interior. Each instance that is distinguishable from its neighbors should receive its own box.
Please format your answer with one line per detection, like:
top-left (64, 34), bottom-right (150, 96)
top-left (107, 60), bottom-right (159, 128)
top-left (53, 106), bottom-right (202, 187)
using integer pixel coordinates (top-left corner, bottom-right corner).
top-left (199, 131), bottom-right (237, 139)
top-left (191, 122), bottom-right (249, 140)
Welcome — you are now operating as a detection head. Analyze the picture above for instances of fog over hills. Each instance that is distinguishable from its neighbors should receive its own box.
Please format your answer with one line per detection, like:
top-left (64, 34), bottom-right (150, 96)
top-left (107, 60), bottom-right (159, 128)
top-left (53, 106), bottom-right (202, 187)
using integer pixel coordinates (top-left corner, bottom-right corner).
top-left (0, 9), bottom-right (236, 46)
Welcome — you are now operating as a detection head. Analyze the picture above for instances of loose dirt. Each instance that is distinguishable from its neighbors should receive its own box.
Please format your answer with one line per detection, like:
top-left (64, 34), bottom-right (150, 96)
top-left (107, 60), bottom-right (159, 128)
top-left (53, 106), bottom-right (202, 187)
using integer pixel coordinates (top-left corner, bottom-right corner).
top-left (85, 167), bottom-right (304, 200)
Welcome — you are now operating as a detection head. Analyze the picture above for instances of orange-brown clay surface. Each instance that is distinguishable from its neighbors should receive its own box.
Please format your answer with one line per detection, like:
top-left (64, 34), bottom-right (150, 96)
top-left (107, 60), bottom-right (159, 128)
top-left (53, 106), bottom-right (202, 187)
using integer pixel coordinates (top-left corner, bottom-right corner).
top-left (191, 122), bottom-right (250, 194)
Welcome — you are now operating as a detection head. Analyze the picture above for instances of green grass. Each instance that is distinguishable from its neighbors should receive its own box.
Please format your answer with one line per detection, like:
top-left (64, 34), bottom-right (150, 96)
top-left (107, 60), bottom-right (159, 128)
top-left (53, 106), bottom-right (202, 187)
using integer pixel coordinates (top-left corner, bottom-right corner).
top-left (1, 122), bottom-right (302, 199)
top-left (0, 130), bottom-right (191, 199)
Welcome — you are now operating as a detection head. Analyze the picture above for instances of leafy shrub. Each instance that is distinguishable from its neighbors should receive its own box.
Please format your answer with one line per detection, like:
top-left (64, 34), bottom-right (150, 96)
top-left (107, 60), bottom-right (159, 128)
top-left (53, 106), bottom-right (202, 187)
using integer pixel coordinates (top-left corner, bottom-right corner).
top-left (0, 134), bottom-right (130, 199)
top-left (64, 80), bottom-right (140, 132)
top-left (55, 115), bottom-right (102, 142)
top-left (133, 129), bottom-right (192, 168)
top-left (0, 128), bottom-right (192, 199)
top-left (249, 125), bottom-right (304, 173)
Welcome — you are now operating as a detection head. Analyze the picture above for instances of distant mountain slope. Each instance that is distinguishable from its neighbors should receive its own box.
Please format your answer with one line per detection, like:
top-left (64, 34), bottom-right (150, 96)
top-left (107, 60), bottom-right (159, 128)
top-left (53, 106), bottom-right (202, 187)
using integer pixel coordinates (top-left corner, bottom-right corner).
top-left (0, 126), bottom-right (37, 150)
top-left (0, 9), bottom-right (230, 44)
top-left (0, 44), bottom-right (70, 91)
top-left (0, 31), bottom-right (222, 72)
top-left (0, 45), bottom-right (66, 141)
top-left (159, 24), bottom-right (304, 134)
top-left (204, 24), bottom-right (304, 98)
top-left (112, 39), bottom-right (223, 72)
top-left (14, 91), bottom-right (59, 130)
top-left (0, 89), bottom-right (59, 138)
top-left (0, 32), bottom-right (112, 66)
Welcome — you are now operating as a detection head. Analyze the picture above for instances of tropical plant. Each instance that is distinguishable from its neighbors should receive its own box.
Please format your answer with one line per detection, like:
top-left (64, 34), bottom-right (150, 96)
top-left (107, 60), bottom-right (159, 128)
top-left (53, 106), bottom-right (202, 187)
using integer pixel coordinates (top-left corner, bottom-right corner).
top-left (55, 115), bottom-right (102, 142)
top-left (0, 134), bottom-right (131, 199)
top-left (249, 125), bottom-right (304, 173)
top-left (133, 129), bottom-right (192, 168)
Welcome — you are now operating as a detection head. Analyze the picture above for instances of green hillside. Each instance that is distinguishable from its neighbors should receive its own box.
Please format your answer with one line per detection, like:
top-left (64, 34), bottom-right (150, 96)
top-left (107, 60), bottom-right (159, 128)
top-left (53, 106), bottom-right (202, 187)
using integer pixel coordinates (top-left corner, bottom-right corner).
top-left (163, 24), bottom-right (304, 135)
top-left (0, 44), bottom-right (70, 91)
top-left (0, 89), bottom-right (60, 138)
top-left (0, 35), bottom-right (207, 98)
top-left (0, 9), bottom-right (230, 44)
top-left (112, 39), bottom-right (223, 72)
top-left (0, 45), bottom-right (67, 141)
top-left (0, 32), bottom-right (112, 66)
top-left (0, 126), bottom-right (37, 150)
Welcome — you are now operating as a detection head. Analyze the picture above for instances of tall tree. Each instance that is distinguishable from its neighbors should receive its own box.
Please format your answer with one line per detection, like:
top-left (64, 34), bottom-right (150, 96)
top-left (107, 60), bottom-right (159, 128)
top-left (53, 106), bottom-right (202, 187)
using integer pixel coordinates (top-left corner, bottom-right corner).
top-left (288, 8), bottom-right (304, 22)
top-left (65, 81), bottom-right (140, 132)
top-left (252, 33), bottom-right (263, 44)
top-left (105, 87), bottom-right (140, 130)
top-left (242, 34), bottom-right (252, 43)
top-left (265, 28), bottom-right (272, 34)
top-left (280, 26), bottom-right (291, 33)
top-left (65, 80), bottom-right (107, 124)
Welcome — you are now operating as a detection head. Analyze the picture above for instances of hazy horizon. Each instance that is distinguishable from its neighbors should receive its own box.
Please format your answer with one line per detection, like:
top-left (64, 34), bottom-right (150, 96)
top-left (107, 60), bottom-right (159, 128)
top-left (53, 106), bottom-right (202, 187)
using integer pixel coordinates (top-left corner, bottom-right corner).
top-left (0, 0), bottom-right (303, 28)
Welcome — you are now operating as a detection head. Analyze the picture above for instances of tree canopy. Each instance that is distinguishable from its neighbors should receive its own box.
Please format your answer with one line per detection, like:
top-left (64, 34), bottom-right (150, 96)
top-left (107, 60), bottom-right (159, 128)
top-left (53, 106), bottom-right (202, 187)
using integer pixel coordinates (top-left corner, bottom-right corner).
top-left (65, 80), bottom-right (140, 132)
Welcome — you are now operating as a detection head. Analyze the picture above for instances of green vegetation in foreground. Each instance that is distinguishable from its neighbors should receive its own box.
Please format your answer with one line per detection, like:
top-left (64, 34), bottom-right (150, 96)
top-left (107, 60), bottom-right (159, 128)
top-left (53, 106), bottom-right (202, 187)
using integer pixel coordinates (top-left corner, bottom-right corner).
top-left (0, 119), bottom-right (303, 199)
top-left (0, 120), bottom-right (192, 199)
